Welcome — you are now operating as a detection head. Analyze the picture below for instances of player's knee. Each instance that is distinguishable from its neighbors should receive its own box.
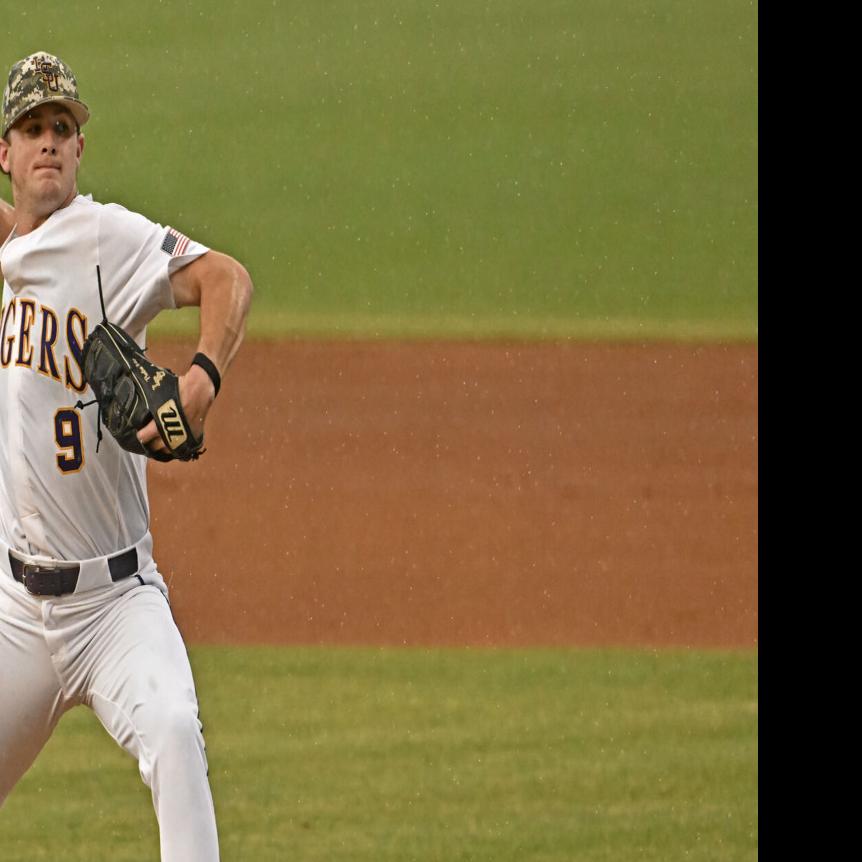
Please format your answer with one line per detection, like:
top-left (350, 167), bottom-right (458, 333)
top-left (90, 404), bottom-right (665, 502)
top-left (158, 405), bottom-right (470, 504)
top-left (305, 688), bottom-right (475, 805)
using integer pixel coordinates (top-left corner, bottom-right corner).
top-left (145, 698), bottom-right (206, 764)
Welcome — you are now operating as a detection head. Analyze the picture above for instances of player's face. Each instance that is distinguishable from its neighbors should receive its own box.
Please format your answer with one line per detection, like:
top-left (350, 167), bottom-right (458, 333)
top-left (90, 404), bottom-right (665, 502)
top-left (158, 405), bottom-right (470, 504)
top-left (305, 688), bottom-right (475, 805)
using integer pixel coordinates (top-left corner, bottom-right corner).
top-left (0, 103), bottom-right (85, 217)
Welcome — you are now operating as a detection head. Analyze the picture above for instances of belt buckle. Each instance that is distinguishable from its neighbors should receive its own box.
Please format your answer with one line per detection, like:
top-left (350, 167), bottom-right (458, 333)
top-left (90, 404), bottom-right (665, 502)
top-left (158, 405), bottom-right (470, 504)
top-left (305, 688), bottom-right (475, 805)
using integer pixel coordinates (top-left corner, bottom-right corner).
top-left (22, 562), bottom-right (78, 597)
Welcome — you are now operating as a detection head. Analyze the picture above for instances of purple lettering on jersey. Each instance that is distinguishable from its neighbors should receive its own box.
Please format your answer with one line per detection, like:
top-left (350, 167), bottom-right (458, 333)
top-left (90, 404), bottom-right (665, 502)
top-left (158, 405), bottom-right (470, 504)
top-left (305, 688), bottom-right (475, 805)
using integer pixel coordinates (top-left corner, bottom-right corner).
top-left (15, 298), bottom-right (37, 368)
top-left (38, 304), bottom-right (62, 381)
top-left (64, 308), bottom-right (88, 392)
top-left (0, 298), bottom-right (15, 367)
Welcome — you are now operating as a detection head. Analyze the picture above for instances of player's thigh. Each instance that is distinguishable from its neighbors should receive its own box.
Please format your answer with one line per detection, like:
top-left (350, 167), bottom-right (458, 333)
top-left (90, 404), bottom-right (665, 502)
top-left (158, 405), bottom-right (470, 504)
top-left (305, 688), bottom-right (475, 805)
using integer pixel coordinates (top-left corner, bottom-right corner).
top-left (84, 585), bottom-right (201, 758)
top-left (0, 581), bottom-right (68, 802)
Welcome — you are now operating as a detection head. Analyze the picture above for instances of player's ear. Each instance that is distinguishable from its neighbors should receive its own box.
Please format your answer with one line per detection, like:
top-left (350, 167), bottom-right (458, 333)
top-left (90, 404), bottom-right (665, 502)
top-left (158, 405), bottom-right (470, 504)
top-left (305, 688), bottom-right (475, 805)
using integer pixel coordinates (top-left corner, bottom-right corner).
top-left (0, 136), bottom-right (10, 175)
top-left (76, 133), bottom-right (85, 161)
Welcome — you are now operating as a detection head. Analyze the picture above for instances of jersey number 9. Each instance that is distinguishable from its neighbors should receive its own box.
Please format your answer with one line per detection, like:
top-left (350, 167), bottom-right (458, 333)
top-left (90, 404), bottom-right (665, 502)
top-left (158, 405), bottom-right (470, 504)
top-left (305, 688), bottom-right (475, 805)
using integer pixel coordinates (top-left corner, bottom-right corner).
top-left (54, 408), bottom-right (84, 473)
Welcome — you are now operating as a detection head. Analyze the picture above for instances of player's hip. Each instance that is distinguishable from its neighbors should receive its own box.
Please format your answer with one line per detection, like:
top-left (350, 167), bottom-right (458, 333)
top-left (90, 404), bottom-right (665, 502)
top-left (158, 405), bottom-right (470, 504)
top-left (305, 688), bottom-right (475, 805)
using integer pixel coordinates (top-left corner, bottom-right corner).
top-left (0, 531), bottom-right (164, 600)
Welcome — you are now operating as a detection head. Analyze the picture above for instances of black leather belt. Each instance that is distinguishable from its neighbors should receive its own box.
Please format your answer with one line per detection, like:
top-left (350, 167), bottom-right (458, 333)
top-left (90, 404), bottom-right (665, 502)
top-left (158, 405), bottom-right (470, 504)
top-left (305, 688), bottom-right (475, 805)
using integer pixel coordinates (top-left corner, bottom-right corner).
top-left (8, 547), bottom-right (139, 597)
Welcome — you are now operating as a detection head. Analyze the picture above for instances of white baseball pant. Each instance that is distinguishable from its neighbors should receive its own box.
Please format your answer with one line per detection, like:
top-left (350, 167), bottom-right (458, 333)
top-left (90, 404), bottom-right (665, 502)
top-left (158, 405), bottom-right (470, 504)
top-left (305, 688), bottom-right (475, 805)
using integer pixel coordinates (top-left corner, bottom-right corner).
top-left (0, 552), bottom-right (219, 861)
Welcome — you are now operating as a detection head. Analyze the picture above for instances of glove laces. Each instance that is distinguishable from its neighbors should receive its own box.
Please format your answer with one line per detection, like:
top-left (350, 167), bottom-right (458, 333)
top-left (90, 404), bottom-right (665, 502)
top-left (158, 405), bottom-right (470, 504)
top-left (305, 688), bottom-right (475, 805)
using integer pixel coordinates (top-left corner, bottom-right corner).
top-left (74, 397), bottom-right (104, 453)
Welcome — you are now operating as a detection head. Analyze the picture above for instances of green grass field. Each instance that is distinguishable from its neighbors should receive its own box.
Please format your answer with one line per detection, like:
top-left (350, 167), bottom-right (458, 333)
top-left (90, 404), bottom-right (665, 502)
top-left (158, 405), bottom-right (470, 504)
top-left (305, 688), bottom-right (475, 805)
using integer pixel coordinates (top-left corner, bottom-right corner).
top-left (2, 0), bottom-right (757, 340)
top-left (0, 646), bottom-right (757, 861)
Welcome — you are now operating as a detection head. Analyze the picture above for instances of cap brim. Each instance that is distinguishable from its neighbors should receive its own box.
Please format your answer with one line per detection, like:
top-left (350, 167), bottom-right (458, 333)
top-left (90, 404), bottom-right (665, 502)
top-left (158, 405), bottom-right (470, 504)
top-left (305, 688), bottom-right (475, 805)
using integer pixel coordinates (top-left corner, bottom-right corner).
top-left (60, 97), bottom-right (90, 128)
top-left (3, 96), bottom-right (90, 136)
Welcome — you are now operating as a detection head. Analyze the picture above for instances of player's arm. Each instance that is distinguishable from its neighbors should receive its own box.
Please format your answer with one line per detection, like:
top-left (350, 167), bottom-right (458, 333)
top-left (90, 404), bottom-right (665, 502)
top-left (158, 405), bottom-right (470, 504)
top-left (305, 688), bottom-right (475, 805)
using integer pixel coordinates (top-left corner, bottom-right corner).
top-left (137, 250), bottom-right (253, 454)
top-left (0, 196), bottom-right (14, 245)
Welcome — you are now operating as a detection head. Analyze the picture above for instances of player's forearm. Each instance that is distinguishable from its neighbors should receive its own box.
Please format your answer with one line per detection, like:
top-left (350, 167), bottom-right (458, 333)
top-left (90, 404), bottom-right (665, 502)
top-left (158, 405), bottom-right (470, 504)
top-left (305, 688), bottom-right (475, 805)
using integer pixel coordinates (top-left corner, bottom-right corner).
top-left (143, 254), bottom-right (253, 446)
top-left (195, 256), bottom-right (254, 377)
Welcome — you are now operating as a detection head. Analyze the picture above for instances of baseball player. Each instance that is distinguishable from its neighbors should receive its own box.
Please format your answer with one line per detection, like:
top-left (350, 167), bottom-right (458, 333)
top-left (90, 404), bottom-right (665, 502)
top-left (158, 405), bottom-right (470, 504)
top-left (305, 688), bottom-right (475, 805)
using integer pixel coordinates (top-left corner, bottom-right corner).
top-left (0, 52), bottom-right (253, 861)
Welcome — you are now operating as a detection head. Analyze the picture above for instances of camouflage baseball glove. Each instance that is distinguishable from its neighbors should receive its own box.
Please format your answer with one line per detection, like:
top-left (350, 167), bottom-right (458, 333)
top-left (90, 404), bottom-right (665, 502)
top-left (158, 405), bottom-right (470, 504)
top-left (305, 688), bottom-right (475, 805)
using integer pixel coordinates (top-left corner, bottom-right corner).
top-left (80, 320), bottom-right (205, 462)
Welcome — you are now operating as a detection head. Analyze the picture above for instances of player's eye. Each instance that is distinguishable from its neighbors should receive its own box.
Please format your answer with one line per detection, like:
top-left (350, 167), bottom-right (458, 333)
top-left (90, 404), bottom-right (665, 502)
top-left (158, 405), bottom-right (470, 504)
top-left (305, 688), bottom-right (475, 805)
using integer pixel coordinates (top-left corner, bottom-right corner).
top-left (53, 120), bottom-right (74, 138)
top-left (24, 122), bottom-right (43, 137)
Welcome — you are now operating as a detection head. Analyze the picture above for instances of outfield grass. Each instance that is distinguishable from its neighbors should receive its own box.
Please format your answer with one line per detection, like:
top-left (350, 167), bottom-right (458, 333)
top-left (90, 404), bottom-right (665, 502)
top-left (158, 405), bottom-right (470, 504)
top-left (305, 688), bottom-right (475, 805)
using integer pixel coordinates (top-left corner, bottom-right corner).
top-left (0, 646), bottom-right (757, 861)
top-left (2, 1), bottom-right (757, 341)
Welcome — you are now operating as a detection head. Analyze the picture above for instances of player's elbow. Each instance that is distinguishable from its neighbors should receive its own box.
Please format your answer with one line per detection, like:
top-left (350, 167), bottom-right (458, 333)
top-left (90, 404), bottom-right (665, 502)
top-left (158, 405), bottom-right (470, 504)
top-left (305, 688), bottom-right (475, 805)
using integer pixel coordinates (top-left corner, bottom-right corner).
top-left (232, 257), bottom-right (253, 300)
top-left (226, 255), bottom-right (254, 317)
top-left (212, 253), bottom-right (254, 331)
top-left (177, 250), bottom-right (253, 312)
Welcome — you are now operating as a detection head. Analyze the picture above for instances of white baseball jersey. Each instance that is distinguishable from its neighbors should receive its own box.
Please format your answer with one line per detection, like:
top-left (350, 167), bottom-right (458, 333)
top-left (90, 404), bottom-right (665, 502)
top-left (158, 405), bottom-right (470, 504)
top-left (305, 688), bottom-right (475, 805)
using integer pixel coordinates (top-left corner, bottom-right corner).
top-left (0, 193), bottom-right (208, 561)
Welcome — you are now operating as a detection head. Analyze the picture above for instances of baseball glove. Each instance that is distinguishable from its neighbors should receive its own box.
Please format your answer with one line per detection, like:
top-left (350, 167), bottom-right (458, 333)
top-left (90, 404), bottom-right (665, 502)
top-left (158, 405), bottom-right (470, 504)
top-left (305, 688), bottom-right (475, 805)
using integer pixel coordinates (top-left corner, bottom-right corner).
top-left (80, 320), bottom-right (205, 462)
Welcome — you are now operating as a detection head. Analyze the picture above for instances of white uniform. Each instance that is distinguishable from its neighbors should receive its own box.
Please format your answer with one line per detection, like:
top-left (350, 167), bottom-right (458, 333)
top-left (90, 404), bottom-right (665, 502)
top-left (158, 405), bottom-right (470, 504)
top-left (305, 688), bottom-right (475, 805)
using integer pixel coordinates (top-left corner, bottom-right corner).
top-left (0, 194), bottom-right (219, 860)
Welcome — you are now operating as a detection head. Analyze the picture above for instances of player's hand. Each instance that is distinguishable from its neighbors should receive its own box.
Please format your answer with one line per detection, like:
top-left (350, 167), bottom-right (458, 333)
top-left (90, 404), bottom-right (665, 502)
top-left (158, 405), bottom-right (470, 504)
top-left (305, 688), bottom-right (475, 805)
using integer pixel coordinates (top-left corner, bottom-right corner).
top-left (136, 365), bottom-right (216, 457)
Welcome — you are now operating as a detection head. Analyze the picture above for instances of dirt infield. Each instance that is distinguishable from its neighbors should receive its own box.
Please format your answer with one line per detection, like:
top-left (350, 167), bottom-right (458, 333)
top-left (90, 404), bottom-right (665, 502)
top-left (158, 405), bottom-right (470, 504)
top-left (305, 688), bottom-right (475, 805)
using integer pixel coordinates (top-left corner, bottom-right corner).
top-left (147, 340), bottom-right (757, 649)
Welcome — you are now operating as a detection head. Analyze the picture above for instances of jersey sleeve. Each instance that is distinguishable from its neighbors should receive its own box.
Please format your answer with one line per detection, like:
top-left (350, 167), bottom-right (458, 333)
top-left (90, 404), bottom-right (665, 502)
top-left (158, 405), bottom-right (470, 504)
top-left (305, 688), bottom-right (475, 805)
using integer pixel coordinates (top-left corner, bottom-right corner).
top-left (96, 202), bottom-right (209, 334)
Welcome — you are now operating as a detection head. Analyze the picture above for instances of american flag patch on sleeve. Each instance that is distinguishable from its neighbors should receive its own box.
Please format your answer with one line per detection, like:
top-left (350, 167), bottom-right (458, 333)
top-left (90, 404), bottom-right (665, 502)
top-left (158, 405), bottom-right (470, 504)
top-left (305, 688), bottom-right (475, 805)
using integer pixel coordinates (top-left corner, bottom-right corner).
top-left (161, 227), bottom-right (191, 257)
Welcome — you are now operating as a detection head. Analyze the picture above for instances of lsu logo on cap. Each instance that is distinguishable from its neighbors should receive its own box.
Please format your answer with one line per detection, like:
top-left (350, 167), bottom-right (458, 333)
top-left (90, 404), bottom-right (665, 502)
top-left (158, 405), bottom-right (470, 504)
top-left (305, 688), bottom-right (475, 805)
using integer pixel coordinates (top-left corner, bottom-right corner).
top-left (34, 57), bottom-right (61, 92)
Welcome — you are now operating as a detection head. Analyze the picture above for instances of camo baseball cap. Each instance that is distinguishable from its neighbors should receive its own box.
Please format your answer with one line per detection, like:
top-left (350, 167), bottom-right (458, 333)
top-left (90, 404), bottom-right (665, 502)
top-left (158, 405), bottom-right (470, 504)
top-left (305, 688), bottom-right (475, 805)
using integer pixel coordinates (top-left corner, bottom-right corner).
top-left (2, 52), bottom-right (90, 137)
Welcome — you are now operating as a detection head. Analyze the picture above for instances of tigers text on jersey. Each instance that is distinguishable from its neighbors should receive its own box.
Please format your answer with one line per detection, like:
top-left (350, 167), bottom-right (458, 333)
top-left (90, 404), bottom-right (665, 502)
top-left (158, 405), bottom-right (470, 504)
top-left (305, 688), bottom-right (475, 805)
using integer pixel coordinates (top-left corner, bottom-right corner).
top-left (0, 193), bottom-right (208, 561)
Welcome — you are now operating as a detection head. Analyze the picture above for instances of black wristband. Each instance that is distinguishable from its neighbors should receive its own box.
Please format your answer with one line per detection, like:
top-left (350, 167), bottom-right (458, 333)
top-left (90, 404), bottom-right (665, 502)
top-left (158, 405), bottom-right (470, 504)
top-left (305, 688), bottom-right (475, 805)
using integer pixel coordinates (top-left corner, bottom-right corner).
top-left (192, 352), bottom-right (221, 398)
